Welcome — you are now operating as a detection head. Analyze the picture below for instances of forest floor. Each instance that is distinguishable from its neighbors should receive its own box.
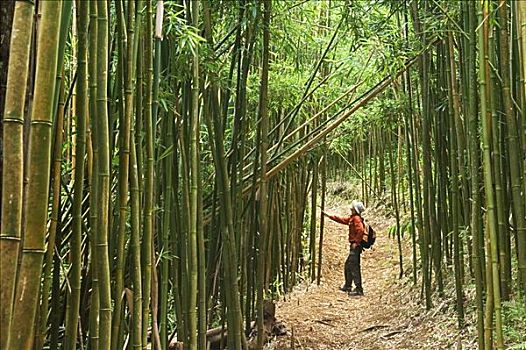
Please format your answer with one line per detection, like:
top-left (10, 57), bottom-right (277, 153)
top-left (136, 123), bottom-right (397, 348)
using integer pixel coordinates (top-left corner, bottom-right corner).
top-left (268, 198), bottom-right (477, 350)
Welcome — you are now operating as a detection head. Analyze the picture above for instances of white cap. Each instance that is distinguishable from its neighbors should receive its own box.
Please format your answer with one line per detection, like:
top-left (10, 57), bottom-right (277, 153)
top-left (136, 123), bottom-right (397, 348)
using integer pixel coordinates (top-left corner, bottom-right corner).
top-left (351, 200), bottom-right (365, 215)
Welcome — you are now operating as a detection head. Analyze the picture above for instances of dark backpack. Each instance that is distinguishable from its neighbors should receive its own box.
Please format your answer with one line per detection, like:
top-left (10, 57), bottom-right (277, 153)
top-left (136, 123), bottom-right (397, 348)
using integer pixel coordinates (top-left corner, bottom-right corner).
top-left (361, 222), bottom-right (376, 249)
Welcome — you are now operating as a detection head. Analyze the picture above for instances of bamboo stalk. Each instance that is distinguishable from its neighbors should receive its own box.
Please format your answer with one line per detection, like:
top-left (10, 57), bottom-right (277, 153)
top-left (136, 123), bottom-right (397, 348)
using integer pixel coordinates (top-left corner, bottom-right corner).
top-left (187, 1), bottom-right (200, 348)
top-left (0, 2), bottom-right (34, 347)
top-left (36, 71), bottom-right (65, 350)
top-left (257, 1), bottom-right (271, 348)
top-left (130, 96), bottom-right (144, 350)
top-left (88, 2), bottom-right (100, 348)
top-left (140, 1), bottom-right (155, 347)
top-left (95, 1), bottom-right (112, 348)
top-left (110, 0), bottom-right (130, 346)
top-left (478, 1), bottom-right (504, 348)
top-left (8, 1), bottom-right (63, 348)
top-left (447, 31), bottom-right (465, 326)
top-left (63, 1), bottom-right (89, 348)
top-left (509, 0), bottom-right (526, 299)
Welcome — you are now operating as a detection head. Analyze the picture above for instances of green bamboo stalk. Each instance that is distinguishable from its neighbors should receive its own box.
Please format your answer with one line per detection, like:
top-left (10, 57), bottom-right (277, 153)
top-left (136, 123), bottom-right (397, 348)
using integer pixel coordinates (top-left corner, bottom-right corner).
top-left (489, 17), bottom-right (511, 300)
top-left (88, 2), bottom-right (100, 348)
top-left (264, 188), bottom-right (276, 290)
top-left (478, 1), bottom-right (504, 348)
top-left (0, 2), bottom-right (34, 347)
top-left (130, 9), bottom-right (144, 345)
top-left (387, 129), bottom-right (403, 279)
top-left (95, 1), bottom-right (112, 348)
top-left (64, 1), bottom-right (89, 348)
top-left (309, 159), bottom-right (318, 283)
top-left (48, 221), bottom-right (62, 350)
top-left (447, 31), bottom-right (465, 326)
top-left (7, 1), bottom-right (63, 348)
top-left (257, 1), bottom-right (271, 348)
top-left (142, 0), bottom-right (154, 347)
top-left (152, 0), bottom-right (163, 130)
top-left (317, 150), bottom-right (327, 285)
top-left (110, 0), bottom-right (129, 346)
top-left (151, 3), bottom-right (171, 349)
top-left (187, 1), bottom-right (200, 348)
top-left (195, 50), bottom-right (208, 350)
top-left (160, 116), bottom-right (173, 350)
top-left (463, 2), bottom-right (485, 346)
top-left (51, 1), bottom-right (73, 119)
top-left (401, 26), bottom-right (418, 283)
top-left (36, 71), bottom-right (65, 350)
top-left (170, 86), bottom-right (185, 348)
top-left (483, 214), bottom-right (495, 350)
top-left (520, 2), bottom-right (526, 219)
top-left (197, 147), bottom-right (207, 350)
top-left (178, 103), bottom-right (191, 347)
top-left (69, 0), bottom-right (78, 178)
top-left (503, 0), bottom-right (526, 298)
top-left (130, 98), bottom-right (144, 350)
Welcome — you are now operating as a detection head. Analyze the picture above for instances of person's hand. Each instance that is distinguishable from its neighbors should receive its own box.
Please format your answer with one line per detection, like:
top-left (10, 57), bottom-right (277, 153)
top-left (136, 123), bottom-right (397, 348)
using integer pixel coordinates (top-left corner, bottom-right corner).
top-left (318, 206), bottom-right (331, 217)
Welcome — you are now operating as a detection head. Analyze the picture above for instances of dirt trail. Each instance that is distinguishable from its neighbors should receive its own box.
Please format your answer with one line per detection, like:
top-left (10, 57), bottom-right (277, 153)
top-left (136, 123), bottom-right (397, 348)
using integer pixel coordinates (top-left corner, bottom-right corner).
top-left (269, 204), bottom-right (473, 350)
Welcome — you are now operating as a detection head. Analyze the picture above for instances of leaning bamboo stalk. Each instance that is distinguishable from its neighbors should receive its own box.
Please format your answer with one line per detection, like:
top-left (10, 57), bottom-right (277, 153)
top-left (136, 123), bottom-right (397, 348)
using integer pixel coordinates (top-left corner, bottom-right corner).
top-left (203, 51), bottom-right (426, 227)
top-left (8, 1), bottom-right (63, 348)
top-left (240, 82), bottom-right (362, 177)
top-left (265, 55), bottom-right (420, 180)
top-left (0, 1), bottom-right (34, 348)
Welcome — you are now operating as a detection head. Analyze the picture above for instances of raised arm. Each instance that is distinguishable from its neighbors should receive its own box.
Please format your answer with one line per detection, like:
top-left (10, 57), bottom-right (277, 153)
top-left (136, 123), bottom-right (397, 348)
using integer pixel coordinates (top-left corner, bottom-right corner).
top-left (322, 211), bottom-right (351, 225)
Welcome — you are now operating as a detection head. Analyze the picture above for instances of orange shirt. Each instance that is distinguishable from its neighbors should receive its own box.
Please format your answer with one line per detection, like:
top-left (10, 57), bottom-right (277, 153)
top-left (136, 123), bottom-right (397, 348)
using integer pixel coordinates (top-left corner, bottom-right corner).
top-left (327, 213), bottom-right (365, 244)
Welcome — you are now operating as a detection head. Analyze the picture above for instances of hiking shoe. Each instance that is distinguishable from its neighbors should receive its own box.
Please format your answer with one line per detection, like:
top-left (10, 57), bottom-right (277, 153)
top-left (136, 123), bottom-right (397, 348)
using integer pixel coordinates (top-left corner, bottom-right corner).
top-left (339, 285), bottom-right (352, 292)
top-left (348, 290), bottom-right (364, 296)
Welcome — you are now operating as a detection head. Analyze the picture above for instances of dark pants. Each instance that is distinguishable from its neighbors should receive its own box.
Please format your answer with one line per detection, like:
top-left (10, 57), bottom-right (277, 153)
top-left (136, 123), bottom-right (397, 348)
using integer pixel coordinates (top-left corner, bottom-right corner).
top-left (344, 244), bottom-right (363, 292)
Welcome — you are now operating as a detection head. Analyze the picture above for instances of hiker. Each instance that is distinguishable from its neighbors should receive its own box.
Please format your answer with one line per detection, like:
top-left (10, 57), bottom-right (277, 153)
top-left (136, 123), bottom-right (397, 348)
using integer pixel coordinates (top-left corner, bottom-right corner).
top-left (322, 200), bottom-right (366, 296)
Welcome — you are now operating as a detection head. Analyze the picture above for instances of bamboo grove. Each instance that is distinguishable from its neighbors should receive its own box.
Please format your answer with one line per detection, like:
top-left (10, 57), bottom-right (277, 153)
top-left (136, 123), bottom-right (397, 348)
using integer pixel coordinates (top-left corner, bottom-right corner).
top-left (332, 1), bottom-right (526, 348)
top-left (0, 1), bottom-right (525, 350)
